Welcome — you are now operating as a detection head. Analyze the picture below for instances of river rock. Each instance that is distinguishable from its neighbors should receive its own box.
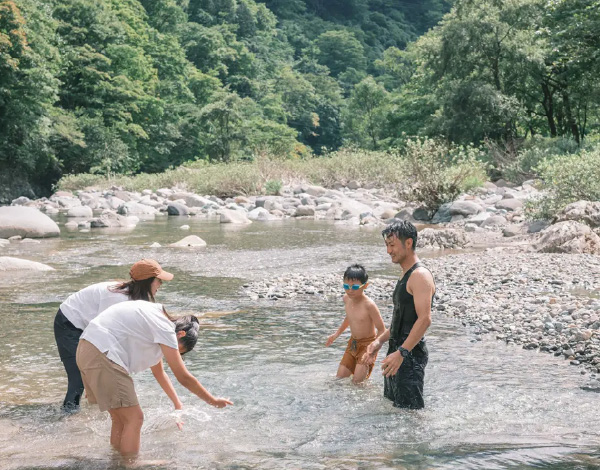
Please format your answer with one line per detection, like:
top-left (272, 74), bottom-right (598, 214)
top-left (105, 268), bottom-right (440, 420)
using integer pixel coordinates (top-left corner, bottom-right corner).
top-left (496, 199), bottom-right (523, 211)
top-left (248, 207), bottom-right (277, 221)
top-left (11, 196), bottom-right (31, 206)
top-left (67, 206), bottom-right (93, 218)
top-left (294, 205), bottom-right (315, 217)
top-left (0, 206), bottom-right (60, 238)
top-left (481, 215), bottom-right (507, 228)
top-left (555, 200), bottom-right (600, 227)
top-left (0, 239), bottom-right (9, 247)
top-left (413, 207), bottom-right (433, 221)
top-left (170, 192), bottom-right (212, 208)
top-left (117, 202), bottom-right (157, 217)
top-left (431, 203), bottom-right (452, 224)
top-left (534, 221), bottom-right (600, 254)
top-left (90, 211), bottom-right (135, 228)
top-left (0, 256), bottom-right (54, 272)
top-left (304, 185), bottom-right (328, 197)
top-left (167, 202), bottom-right (189, 216)
top-left (64, 221), bottom-right (79, 230)
top-left (450, 201), bottom-right (483, 217)
top-left (416, 228), bottom-right (469, 249)
top-left (218, 209), bottom-right (252, 224)
top-left (170, 235), bottom-right (207, 248)
top-left (503, 224), bottom-right (523, 237)
top-left (527, 220), bottom-right (551, 233)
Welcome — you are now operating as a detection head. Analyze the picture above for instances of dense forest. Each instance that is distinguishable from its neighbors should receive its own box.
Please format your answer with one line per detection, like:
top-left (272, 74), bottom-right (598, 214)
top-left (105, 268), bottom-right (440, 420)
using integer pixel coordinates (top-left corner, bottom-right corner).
top-left (1, 0), bottom-right (599, 199)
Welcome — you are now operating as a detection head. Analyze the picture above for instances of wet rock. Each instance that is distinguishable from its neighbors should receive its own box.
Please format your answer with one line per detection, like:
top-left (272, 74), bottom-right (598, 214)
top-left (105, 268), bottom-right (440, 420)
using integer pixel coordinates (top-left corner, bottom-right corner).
top-left (0, 206), bottom-right (60, 238)
top-left (413, 207), bottom-right (433, 221)
top-left (534, 221), bottom-right (600, 254)
top-left (218, 209), bottom-right (252, 224)
top-left (170, 235), bottom-right (207, 248)
top-left (167, 202), bottom-right (189, 216)
top-left (431, 203), bottom-right (452, 224)
top-left (90, 211), bottom-right (135, 228)
top-left (150, 242), bottom-right (161, 248)
top-left (0, 256), bottom-right (54, 271)
top-left (117, 202), bottom-right (157, 217)
top-left (180, 225), bottom-right (190, 230)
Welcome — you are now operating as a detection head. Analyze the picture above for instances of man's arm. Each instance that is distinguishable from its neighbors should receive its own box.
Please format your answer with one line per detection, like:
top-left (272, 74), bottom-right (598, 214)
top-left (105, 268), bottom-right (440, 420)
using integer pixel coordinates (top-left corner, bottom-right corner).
top-left (400, 269), bottom-right (434, 351)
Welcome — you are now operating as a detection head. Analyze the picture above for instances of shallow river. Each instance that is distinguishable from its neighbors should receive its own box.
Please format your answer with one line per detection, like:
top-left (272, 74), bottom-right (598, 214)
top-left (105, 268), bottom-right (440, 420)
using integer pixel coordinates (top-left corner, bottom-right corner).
top-left (0, 217), bottom-right (598, 469)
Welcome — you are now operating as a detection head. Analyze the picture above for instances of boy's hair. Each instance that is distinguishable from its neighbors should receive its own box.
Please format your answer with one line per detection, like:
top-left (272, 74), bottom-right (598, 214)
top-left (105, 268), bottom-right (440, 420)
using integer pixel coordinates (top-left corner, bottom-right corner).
top-left (381, 221), bottom-right (418, 251)
top-left (343, 264), bottom-right (368, 284)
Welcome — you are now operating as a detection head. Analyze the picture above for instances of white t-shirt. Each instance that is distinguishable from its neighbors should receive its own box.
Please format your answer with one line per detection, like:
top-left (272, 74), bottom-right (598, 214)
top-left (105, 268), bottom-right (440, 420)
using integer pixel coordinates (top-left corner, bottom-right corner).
top-left (60, 281), bottom-right (129, 330)
top-left (81, 300), bottom-right (178, 374)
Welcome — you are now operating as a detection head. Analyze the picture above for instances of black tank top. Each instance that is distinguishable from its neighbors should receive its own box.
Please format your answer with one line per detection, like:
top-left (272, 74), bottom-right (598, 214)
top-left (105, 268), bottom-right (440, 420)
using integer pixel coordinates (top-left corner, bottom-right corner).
top-left (389, 262), bottom-right (434, 355)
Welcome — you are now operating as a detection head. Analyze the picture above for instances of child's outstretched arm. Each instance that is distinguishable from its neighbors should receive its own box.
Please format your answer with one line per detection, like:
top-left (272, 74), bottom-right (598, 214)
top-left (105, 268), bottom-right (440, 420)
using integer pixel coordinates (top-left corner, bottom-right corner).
top-left (326, 316), bottom-right (349, 346)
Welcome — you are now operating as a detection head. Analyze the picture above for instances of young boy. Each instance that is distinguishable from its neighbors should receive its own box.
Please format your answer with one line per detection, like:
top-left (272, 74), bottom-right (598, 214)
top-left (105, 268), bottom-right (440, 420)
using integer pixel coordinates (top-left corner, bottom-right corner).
top-left (325, 264), bottom-right (386, 383)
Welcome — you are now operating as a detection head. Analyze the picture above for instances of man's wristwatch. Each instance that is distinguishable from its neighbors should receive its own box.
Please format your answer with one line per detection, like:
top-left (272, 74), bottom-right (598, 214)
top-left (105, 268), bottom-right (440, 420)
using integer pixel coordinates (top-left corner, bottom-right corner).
top-left (398, 347), bottom-right (410, 358)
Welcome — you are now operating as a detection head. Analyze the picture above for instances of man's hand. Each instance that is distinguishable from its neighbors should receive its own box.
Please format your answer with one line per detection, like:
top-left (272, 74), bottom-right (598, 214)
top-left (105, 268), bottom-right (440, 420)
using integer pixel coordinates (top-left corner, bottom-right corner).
top-left (381, 350), bottom-right (403, 377)
top-left (211, 397), bottom-right (233, 408)
top-left (325, 334), bottom-right (337, 347)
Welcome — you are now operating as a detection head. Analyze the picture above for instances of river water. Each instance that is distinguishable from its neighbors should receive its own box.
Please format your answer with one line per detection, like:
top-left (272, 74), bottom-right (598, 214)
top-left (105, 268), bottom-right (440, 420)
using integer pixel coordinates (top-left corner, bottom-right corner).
top-left (0, 216), bottom-right (598, 469)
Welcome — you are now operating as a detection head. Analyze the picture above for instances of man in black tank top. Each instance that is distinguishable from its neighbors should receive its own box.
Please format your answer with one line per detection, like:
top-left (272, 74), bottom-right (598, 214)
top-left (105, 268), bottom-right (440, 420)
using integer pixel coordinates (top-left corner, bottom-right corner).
top-left (364, 221), bottom-right (436, 409)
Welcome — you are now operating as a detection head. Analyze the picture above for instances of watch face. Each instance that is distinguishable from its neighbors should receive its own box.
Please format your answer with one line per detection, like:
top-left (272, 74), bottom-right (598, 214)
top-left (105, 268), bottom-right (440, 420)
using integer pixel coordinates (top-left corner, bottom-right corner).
top-left (400, 348), bottom-right (409, 357)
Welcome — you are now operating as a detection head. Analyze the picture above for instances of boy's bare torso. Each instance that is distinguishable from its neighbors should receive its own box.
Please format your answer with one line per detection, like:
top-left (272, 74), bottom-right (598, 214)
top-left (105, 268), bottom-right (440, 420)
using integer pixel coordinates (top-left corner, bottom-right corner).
top-left (344, 295), bottom-right (377, 340)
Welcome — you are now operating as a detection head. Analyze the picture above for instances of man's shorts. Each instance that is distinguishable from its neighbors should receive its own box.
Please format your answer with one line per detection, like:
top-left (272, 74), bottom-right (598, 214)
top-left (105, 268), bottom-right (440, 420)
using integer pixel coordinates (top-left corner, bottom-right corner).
top-left (339, 335), bottom-right (378, 378)
top-left (76, 339), bottom-right (139, 412)
top-left (383, 342), bottom-right (428, 409)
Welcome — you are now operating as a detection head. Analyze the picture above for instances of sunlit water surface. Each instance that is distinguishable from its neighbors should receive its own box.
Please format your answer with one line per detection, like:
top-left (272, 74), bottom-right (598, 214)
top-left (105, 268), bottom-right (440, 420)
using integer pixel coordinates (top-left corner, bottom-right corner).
top-left (0, 217), bottom-right (598, 469)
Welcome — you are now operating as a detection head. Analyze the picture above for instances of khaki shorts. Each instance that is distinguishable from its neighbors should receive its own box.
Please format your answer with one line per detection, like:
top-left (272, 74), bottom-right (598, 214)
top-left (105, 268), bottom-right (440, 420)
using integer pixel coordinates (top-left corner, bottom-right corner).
top-left (76, 339), bottom-right (139, 412)
top-left (340, 335), bottom-right (378, 379)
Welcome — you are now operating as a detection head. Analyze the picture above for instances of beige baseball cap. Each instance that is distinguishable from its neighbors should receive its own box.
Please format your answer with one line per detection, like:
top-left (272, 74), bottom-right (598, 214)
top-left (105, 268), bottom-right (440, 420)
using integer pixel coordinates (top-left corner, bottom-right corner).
top-left (129, 259), bottom-right (174, 281)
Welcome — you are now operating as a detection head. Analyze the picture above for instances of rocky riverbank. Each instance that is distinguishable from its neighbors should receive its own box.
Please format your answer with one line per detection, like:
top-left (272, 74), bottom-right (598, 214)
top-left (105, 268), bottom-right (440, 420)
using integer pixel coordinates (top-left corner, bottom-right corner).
top-left (3, 178), bottom-right (600, 254)
top-left (243, 250), bottom-right (600, 376)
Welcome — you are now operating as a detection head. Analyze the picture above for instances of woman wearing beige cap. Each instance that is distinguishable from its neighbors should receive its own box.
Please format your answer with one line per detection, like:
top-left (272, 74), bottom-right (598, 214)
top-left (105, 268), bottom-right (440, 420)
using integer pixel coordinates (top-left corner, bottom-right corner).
top-left (54, 259), bottom-right (173, 412)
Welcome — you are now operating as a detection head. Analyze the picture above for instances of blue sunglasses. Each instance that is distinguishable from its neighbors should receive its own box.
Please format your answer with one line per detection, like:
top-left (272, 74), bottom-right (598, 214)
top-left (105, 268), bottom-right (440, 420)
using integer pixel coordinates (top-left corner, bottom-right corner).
top-left (343, 282), bottom-right (366, 290)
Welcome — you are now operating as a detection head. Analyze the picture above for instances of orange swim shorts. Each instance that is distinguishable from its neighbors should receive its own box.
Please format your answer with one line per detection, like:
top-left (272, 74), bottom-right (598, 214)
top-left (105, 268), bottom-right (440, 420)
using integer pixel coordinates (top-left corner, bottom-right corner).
top-left (339, 335), bottom-right (378, 378)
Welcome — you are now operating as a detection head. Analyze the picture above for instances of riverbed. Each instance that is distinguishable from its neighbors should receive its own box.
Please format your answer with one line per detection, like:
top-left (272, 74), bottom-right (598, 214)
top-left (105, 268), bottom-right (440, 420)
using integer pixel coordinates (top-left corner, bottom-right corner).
top-left (0, 217), bottom-right (598, 469)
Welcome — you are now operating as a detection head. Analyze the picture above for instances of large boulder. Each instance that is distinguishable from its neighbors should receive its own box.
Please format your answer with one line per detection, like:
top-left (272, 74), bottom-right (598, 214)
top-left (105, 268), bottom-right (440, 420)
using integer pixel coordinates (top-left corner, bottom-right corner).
top-left (170, 235), bottom-right (207, 248)
top-left (555, 200), bottom-right (600, 228)
top-left (449, 201), bottom-right (483, 217)
top-left (0, 256), bottom-right (54, 272)
top-left (534, 221), bottom-right (600, 254)
top-left (169, 192), bottom-right (212, 208)
top-left (0, 206), bottom-right (60, 238)
top-left (218, 209), bottom-right (252, 224)
top-left (416, 228), bottom-right (469, 250)
top-left (117, 202), bottom-right (157, 217)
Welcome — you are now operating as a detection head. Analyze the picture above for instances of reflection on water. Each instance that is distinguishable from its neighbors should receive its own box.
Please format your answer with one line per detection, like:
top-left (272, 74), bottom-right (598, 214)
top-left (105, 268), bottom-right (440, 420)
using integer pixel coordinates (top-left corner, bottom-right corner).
top-left (0, 218), bottom-right (599, 469)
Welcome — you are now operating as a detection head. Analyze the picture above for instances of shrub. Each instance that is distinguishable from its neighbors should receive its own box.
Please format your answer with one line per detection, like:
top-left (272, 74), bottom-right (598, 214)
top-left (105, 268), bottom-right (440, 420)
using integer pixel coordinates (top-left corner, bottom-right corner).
top-left (397, 138), bottom-right (487, 211)
top-left (525, 147), bottom-right (600, 220)
top-left (485, 136), bottom-right (580, 184)
top-left (264, 179), bottom-right (283, 195)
